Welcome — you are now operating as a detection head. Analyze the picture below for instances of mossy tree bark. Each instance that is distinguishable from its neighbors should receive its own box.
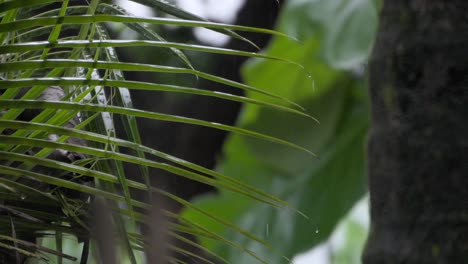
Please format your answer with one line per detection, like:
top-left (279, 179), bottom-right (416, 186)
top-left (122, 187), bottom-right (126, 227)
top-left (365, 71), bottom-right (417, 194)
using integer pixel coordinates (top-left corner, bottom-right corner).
top-left (363, 1), bottom-right (468, 263)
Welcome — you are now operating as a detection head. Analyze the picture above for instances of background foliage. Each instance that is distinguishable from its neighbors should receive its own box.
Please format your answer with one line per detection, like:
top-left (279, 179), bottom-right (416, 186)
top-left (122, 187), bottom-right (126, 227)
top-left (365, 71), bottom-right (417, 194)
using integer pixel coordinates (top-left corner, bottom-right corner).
top-left (182, 0), bottom-right (379, 263)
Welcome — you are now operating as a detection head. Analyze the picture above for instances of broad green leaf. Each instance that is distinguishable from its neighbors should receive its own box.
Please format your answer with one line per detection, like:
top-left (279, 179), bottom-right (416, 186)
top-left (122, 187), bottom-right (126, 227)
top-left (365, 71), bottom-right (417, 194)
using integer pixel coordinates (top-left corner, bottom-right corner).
top-left (330, 208), bottom-right (369, 264)
top-left (184, 81), bottom-right (368, 263)
top-left (182, 0), bottom-right (378, 262)
top-left (281, 0), bottom-right (377, 69)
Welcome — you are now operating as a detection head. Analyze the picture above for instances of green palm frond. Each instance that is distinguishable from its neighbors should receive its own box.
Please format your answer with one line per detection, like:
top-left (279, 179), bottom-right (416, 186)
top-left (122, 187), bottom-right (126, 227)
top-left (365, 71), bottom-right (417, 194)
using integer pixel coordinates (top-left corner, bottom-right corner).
top-left (0, 0), bottom-right (311, 263)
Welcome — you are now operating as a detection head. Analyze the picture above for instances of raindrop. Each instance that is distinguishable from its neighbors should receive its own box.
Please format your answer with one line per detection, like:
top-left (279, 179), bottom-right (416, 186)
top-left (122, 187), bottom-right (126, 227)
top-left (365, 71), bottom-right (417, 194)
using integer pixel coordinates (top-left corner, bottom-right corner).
top-left (315, 229), bottom-right (319, 234)
top-left (20, 194), bottom-right (27, 200)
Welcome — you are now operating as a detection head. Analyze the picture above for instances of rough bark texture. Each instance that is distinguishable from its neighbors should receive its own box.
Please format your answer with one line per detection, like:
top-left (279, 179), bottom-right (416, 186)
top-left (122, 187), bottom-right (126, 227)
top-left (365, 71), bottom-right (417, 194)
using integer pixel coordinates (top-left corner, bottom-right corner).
top-left (363, 1), bottom-right (468, 263)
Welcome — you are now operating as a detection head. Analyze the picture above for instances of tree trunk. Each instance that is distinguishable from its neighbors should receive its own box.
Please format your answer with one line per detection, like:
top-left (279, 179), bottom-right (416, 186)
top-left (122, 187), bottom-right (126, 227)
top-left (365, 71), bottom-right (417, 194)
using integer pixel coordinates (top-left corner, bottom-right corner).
top-left (363, 1), bottom-right (468, 263)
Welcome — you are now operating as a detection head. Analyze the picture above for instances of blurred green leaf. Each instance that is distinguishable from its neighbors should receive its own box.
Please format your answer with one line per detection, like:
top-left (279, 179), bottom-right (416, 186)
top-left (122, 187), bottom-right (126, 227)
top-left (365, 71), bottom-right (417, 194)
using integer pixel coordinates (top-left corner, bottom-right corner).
top-left (331, 215), bottom-right (369, 264)
top-left (282, 0), bottom-right (377, 70)
top-left (183, 0), bottom-right (377, 262)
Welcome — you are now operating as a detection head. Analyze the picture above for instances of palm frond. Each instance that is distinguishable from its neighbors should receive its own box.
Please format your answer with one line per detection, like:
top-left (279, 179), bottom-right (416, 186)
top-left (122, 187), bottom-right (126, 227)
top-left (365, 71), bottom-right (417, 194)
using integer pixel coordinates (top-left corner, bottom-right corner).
top-left (0, 0), bottom-right (310, 262)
